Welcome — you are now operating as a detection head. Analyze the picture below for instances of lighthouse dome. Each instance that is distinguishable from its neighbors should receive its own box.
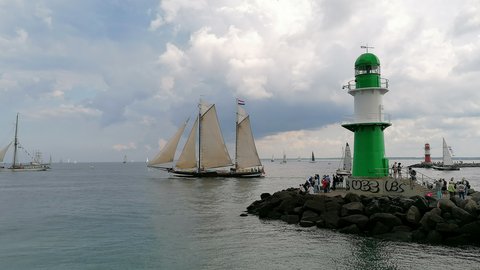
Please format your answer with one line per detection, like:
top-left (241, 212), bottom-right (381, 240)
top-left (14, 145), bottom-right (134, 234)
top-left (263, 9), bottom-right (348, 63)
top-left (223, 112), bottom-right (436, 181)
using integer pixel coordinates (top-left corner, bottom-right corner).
top-left (354, 53), bottom-right (381, 76)
top-left (355, 53), bottom-right (380, 68)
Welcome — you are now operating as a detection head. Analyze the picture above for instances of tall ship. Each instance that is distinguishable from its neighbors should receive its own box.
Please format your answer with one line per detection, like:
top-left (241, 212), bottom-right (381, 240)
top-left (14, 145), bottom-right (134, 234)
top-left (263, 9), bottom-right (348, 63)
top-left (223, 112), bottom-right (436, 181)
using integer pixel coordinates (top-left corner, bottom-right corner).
top-left (2, 113), bottom-right (50, 171)
top-left (148, 99), bottom-right (264, 177)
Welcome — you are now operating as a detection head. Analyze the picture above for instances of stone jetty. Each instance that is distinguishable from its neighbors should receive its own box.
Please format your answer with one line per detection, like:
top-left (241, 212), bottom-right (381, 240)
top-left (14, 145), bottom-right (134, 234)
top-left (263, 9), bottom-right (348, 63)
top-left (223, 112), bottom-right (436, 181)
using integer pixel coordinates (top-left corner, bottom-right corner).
top-left (246, 189), bottom-right (480, 246)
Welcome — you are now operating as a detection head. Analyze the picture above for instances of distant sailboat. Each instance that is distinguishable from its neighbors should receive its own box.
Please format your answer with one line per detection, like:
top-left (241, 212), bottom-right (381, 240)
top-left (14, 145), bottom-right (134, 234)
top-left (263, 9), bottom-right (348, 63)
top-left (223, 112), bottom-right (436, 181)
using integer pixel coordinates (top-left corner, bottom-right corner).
top-left (6, 113), bottom-right (49, 171)
top-left (432, 138), bottom-right (459, 171)
top-left (336, 143), bottom-right (352, 176)
top-left (0, 141), bottom-right (13, 168)
top-left (310, 151), bottom-right (316, 163)
top-left (281, 151), bottom-right (287, 164)
top-left (270, 155), bottom-right (275, 162)
top-left (123, 155), bottom-right (127, 164)
top-left (147, 99), bottom-right (264, 177)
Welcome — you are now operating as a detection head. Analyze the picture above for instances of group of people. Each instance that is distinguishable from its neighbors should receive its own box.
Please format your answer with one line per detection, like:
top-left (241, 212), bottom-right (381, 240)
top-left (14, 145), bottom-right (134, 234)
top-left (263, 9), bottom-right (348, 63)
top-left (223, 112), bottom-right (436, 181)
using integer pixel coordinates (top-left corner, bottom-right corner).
top-left (433, 177), bottom-right (470, 200)
top-left (299, 174), bottom-right (344, 194)
top-left (391, 162), bottom-right (403, 178)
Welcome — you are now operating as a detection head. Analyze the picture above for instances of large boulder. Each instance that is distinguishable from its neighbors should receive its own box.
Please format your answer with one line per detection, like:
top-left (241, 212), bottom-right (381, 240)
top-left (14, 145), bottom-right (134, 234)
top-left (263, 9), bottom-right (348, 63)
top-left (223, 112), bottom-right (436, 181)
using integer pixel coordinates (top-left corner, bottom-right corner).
top-left (392, 225), bottom-right (412, 232)
top-left (419, 210), bottom-right (444, 231)
top-left (410, 195), bottom-right (430, 213)
top-left (338, 224), bottom-right (361, 234)
top-left (460, 221), bottom-right (480, 240)
top-left (365, 200), bottom-right (382, 216)
top-left (341, 202), bottom-right (364, 217)
top-left (281, 214), bottom-right (299, 224)
top-left (325, 200), bottom-right (342, 215)
top-left (277, 196), bottom-right (304, 214)
top-left (444, 234), bottom-right (471, 246)
top-left (406, 205), bottom-right (422, 225)
top-left (260, 193), bottom-right (271, 200)
top-left (339, 214), bottom-right (369, 230)
top-left (370, 213), bottom-right (402, 228)
top-left (321, 211), bottom-right (340, 229)
top-left (470, 192), bottom-right (480, 203)
top-left (301, 210), bottom-right (321, 222)
top-left (371, 222), bottom-right (391, 235)
top-left (463, 199), bottom-right (480, 216)
top-left (451, 206), bottom-right (474, 224)
top-left (437, 198), bottom-right (456, 213)
top-left (299, 220), bottom-right (316, 227)
top-left (303, 197), bottom-right (327, 213)
top-left (392, 197), bottom-right (415, 212)
top-left (344, 192), bottom-right (361, 203)
top-left (435, 222), bottom-right (460, 234)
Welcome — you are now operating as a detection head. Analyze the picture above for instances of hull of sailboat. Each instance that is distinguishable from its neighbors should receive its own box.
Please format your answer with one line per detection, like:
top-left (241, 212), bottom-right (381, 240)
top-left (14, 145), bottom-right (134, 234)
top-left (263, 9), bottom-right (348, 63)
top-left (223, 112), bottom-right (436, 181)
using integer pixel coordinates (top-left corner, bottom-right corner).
top-left (7, 164), bottom-right (49, 172)
top-left (432, 165), bottom-right (460, 171)
top-left (170, 169), bottom-right (264, 178)
top-left (335, 169), bottom-right (351, 176)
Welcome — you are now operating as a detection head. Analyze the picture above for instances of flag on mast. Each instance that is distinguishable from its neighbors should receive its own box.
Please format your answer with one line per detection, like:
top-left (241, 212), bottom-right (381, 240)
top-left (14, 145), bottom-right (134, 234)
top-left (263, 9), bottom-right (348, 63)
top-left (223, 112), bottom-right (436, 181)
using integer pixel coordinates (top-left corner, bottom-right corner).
top-left (237, 99), bottom-right (245, 105)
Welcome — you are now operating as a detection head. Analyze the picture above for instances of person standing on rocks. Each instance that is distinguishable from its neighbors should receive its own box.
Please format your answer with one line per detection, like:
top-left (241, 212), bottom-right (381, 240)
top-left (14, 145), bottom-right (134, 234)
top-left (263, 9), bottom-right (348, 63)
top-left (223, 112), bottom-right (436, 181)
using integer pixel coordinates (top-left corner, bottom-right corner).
top-left (462, 177), bottom-right (470, 196)
top-left (447, 179), bottom-right (456, 199)
top-left (442, 179), bottom-right (447, 197)
top-left (435, 180), bottom-right (443, 199)
top-left (457, 181), bottom-right (465, 200)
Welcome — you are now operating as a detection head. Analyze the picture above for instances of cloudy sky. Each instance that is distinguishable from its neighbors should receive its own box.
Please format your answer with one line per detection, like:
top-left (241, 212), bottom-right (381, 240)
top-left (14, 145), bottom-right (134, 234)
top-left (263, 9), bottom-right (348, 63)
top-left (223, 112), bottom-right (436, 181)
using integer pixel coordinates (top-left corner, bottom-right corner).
top-left (0, 0), bottom-right (479, 163)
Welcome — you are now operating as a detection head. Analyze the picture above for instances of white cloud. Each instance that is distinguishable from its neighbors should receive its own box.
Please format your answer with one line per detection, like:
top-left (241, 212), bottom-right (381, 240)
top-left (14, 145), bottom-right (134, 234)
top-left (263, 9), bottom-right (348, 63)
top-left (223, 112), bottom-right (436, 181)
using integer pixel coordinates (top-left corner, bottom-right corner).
top-left (112, 142), bottom-right (137, 151)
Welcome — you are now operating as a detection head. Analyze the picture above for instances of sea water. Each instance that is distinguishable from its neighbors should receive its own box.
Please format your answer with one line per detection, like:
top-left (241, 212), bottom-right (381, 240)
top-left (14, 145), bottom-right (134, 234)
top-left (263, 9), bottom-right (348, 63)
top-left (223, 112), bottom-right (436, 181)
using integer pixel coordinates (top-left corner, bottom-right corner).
top-left (0, 160), bottom-right (479, 270)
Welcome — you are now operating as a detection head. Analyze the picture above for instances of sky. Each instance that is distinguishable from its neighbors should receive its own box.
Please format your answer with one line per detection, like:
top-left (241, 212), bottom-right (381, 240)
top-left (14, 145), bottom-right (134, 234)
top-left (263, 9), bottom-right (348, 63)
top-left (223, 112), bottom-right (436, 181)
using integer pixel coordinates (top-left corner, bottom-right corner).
top-left (0, 0), bottom-right (480, 163)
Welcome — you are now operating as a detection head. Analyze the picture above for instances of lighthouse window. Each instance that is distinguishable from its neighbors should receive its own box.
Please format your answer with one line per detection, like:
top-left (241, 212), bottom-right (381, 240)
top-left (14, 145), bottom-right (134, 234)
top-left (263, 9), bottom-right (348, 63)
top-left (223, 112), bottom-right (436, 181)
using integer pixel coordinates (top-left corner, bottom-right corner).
top-left (355, 65), bottom-right (380, 75)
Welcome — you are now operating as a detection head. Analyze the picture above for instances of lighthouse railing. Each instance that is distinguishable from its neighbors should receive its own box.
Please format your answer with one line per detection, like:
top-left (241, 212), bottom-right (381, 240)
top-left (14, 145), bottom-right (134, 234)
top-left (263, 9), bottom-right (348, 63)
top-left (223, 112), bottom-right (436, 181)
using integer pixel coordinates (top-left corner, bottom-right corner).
top-left (342, 113), bottom-right (391, 125)
top-left (342, 78), bottom-right (389, 91)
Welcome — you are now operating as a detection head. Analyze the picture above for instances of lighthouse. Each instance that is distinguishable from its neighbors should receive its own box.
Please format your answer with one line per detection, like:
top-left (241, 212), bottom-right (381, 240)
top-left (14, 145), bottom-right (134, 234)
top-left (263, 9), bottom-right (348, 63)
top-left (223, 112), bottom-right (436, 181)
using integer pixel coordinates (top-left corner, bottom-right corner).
top-left (424, 143), bottom-right (432, 164)
top-left (342, 47), bottom-right (391, 177)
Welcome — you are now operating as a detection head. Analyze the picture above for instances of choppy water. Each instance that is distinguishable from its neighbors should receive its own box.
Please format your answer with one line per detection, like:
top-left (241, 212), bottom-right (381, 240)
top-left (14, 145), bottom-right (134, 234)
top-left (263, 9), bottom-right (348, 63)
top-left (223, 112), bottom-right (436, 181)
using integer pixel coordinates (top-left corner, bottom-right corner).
top-left (0, 160), bottom-right (479, 270)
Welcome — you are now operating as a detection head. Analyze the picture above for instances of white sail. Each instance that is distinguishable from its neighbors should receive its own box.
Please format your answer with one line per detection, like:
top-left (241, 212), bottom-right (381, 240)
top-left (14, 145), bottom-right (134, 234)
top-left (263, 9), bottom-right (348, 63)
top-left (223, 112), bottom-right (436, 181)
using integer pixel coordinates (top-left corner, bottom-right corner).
top-left (343, 143), bottom-right (352, 170)
top-left (176, 117), bottom-right (198, 169)
top-left (442, 138), bottom-right (454, 166)
top-left (236, 105), bottom-right (262, 169)
top-left (0, 141), bottom-right (12, 162)
top-left (199, 103), bottom-right (233, 169)
top-left (148, 119), bottom-right (188, 166)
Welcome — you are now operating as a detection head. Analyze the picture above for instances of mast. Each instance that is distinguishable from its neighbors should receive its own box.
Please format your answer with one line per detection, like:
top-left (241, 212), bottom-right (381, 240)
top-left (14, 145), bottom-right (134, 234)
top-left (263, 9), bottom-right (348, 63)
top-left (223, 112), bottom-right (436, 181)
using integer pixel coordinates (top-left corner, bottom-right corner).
top-left (235, 98), bottom-right (239, 170)
top-left (197, 100), bottom-right (202, 173)
top-left (12, 113), bottom-right (19, 168)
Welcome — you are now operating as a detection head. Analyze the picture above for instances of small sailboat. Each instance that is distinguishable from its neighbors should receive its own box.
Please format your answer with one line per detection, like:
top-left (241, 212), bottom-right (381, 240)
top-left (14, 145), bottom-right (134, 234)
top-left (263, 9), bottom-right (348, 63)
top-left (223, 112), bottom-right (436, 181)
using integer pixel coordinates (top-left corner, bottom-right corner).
top-left (281, 151), bottom-right (287, 164)
top-left (336, 142), bottom-right (352, 176)
top-left (310, 151), bottom-right (316, 163)
top-left (7, 113), bottom-right (49, 171)
top-left (123, 155), bottom-right (127, 164)
top-left (432, 138), bottom-right (460, 171)
top-left (147, 99), bottom-right (264, 177)
top-left (0, 141), bottom-right (13, 168)
top-left (270, 155), bottom-right (275, 162)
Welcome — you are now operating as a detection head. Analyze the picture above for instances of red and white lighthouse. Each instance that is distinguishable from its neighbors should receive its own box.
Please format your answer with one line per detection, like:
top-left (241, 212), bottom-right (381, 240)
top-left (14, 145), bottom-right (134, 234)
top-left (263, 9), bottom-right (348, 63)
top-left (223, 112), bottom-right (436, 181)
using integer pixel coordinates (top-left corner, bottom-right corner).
top-left (424, 143), bottom-right (432, 164)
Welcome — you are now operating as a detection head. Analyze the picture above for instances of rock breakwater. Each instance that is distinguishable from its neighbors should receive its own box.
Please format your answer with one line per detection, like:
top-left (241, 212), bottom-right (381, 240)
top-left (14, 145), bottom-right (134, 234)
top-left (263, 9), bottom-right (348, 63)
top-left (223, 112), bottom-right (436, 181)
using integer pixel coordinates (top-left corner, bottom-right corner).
top-left (246, 188), bottom-right (480, 246)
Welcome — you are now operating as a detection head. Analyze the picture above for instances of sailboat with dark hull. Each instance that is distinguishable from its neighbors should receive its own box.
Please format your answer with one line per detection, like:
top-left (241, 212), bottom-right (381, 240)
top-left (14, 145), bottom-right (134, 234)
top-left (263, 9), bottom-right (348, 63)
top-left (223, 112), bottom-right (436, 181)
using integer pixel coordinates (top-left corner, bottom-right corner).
top-left (148, 100), bottom-right (264, 178)
top-left (432, 138), bottom-right (460, 171)
top-left (5, 113), bottom-right (50, 171)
